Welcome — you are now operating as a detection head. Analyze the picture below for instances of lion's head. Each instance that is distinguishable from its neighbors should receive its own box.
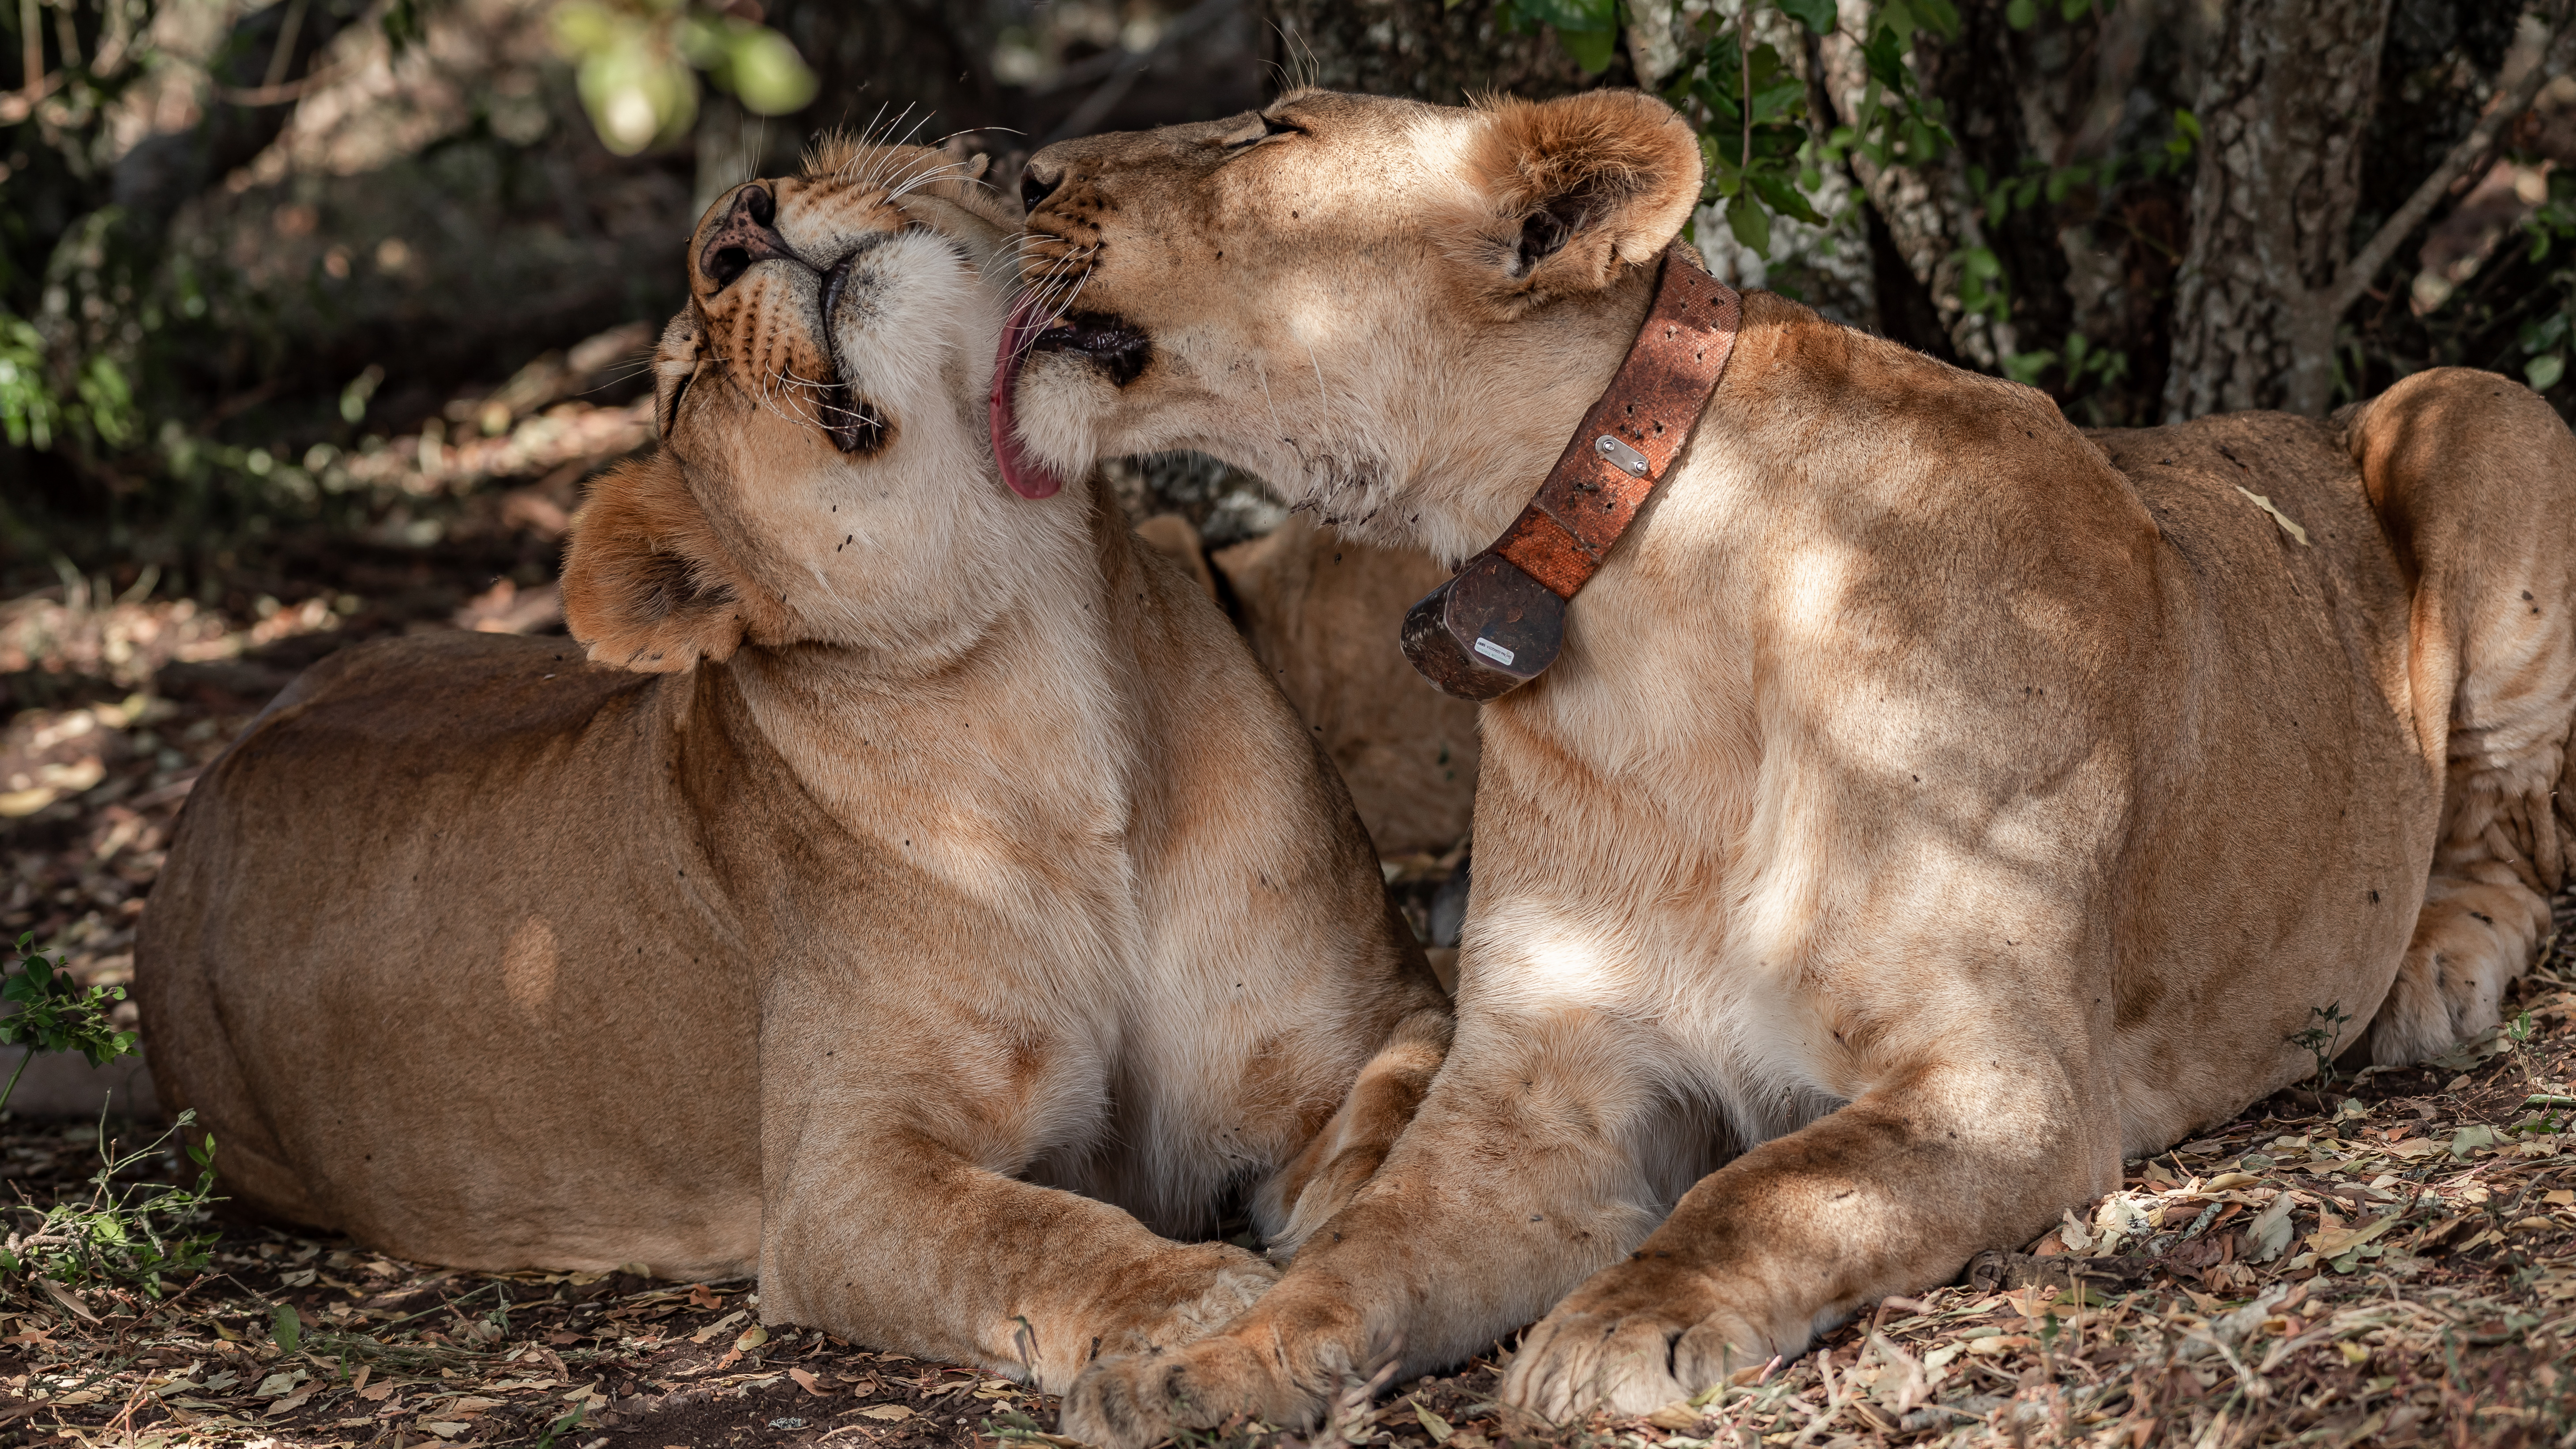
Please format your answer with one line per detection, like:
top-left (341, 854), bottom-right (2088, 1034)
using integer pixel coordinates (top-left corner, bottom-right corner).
top-left (564, 138), bottom-right (1048, 671)
top-left (1002, 90), bottom-right (1701, 561)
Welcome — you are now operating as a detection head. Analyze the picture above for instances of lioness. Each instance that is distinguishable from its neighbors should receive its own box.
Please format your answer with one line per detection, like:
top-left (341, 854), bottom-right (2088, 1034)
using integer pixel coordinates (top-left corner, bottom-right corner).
top-left (1002, 89), bottom-right (2576, 1440)
top-left (134, 137), bottom-right (1449, 1390)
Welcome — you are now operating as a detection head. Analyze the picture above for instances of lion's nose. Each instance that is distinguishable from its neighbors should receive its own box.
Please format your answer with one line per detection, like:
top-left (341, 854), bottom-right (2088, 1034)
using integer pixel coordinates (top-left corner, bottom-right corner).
top-left (698, 184), bottom-right (796, 293)
top-left (1019, 163), bottom-right (1064, 214)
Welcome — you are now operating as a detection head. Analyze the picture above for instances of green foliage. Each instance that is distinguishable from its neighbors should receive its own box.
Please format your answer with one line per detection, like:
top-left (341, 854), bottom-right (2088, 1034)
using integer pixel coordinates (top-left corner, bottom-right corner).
top-left (535, 1404), bottom-right (588, 1449)
top-left (0, 936), bottom-right (222, 1294)
top-left (1653, 0), bottom-right (1955, 258)
top-left (550, 0), bottom-right (818, 155)
top-left (0, 1111), bottom-right (221, 1294)
top-left (1835, 0), bottom-right (1958, 172)
top-left (2003, 329), bottom-right (2128, 395)
top-left (2288, 1001), bottom-right (2354, 1085)
top-left (1953, 101), bottom-right (2196, 407)
top-left (0, 315), bottom-right (68, 451)
top-left (2514, 179), bottom-right (2576, 396)
top-left (0, 934), bottom-right (136, 1076)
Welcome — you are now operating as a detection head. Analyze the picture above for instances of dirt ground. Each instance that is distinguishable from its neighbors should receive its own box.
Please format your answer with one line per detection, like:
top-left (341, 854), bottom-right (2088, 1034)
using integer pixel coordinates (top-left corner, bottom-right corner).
top-left (4, 427), bottom-right (2576, 1445)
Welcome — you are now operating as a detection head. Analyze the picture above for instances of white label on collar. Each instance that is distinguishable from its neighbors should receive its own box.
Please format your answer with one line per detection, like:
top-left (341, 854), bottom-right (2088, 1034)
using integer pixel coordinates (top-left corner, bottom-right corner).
top-left (1472, 636), bottom-right (1517, 666)
top-left (1595, 434), bottom-right (1650, 478)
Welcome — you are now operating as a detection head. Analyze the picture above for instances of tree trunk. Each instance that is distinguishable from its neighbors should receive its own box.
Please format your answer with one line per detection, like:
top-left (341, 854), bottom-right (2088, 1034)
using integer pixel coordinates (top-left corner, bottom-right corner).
top-left (2163, 0), bottom-right (2393, 419)
top-left (1258, 0), bottom-right (1625, 105)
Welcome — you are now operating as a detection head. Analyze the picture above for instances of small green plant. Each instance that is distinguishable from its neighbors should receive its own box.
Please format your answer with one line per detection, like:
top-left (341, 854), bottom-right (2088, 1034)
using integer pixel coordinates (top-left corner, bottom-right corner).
top-left (0, 1108), bottom-right (221, 1293)
top-left (0, 934), bottom-right (222, 1293)
top-left (535, 1402), bottom-right (587, 1449)
top-left (0, 933), bottom-right (138, 1111)
top-left (2288, 1000), bottom-right (2354, 1084)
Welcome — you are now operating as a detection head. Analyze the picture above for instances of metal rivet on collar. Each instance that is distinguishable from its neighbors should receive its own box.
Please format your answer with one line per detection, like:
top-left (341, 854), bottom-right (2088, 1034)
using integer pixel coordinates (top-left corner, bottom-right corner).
top-left (1595, 434), bottom-right (1649, 478)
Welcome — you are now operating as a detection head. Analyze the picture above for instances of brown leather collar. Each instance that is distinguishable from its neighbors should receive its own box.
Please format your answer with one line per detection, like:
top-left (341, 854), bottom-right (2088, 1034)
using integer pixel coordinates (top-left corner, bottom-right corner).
top-left (1401, 241), bottom-right (1743, 700)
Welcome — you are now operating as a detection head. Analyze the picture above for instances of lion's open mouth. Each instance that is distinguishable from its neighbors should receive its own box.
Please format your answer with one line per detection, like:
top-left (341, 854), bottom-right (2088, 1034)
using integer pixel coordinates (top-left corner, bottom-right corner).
top-left (1028, 312), bottom-right (1153, 387)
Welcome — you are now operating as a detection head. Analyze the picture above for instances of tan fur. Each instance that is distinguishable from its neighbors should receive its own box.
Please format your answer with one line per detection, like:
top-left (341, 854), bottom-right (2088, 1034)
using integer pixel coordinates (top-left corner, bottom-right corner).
top-left (135, 141), bottom-right (1449, 1393)
top-left (1139, 513), bottom-right (1480, 854)
top-left (1005, 89), bottom-right (2576, 1443)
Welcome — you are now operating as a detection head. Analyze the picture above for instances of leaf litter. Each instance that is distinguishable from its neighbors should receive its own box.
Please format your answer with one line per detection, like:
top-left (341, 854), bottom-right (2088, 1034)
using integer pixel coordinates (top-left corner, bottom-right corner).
top-left (0, 943), bottom-right (2564, 1449)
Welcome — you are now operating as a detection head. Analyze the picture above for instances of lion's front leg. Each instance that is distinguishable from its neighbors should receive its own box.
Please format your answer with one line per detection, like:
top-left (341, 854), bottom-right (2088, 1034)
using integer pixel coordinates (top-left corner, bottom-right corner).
top-left (754, 972), bottom-right (1278, 1393)
top-left (1060, 1008), bottom-right (1682, 1449)
top-left (1502, 1059), bottom-right (2116, 1421)
top-left (757, 1115), bottom-right (1276, 1393)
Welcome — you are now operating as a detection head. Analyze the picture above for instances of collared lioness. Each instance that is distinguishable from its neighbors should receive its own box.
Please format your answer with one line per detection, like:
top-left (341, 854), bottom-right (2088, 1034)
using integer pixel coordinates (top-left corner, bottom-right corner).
top-left (1000, 88), bottom-right (2576, 1441)
top-left (134, 137), bottom-right (1448, 1390)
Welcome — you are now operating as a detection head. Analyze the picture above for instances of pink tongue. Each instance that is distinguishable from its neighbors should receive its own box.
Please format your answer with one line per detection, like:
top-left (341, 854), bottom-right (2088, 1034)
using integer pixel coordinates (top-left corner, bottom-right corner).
top-left (991, 293), bottom-right (1066, 500)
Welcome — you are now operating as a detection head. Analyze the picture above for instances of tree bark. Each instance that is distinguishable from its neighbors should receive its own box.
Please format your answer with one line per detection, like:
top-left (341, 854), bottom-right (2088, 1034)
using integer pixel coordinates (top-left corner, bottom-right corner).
top-left (2162, 0), bottom-right (2393, 419)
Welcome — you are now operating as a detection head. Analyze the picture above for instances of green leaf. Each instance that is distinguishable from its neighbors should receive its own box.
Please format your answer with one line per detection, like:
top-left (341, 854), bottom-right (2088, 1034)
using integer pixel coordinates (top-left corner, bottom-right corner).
top-left (2005, 0), bottom-right (2038, 26)
top-left (1776, 0), bottom-right (1839, 33)
top-left (1749, 172), bottom-right (1826, 226)
top-left (1726, 192), bottom-right (1772, 257)
top-left (274, 1304), bottom-right (302, 1356)
top-left (1748, 76), bottom-right (1806, 124)
top-left (1558, 24), bottom-right (1620, 73)
top-left (1876, 0), bottom-right (1918, 45)
top-left (1859, 25), bottom-right (1908, 90)
top-left (2171, 107), bottom-right (2201, 143)
top-left (2527, 352), bottom-right (2565, 391)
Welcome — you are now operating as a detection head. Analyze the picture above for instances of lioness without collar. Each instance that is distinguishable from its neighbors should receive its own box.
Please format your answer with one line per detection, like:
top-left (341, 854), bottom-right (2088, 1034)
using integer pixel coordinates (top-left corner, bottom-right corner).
top-left (134, 137), bottom-right (1449, 1389)
top-left (1003, 88), bottom-right (2576, 1438)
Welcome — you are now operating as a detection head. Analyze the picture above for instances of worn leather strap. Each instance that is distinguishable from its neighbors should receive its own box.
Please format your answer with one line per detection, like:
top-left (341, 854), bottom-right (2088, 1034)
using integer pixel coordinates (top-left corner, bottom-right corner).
top-left (1400, 241), bottom-right (1742, 701)
top-left (1491, 242), bottom-right (1742, 599)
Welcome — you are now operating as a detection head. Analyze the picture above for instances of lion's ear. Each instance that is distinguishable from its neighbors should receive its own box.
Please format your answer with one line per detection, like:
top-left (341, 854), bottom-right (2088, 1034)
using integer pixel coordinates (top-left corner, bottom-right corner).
top-left (1458, 90), bottom-right (1702, 300)
top-left (560, 455), bottom-right (774, 672)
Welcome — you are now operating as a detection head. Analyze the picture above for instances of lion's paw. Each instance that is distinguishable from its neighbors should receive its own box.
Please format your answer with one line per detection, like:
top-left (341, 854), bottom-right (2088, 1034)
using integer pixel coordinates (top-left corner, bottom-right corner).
top-left (1060, 1333), bottom-right (1305, 1449)
top-left (1089, 1243), bottom-right (1275, 1354)
top-left (1133, 1243), bottom-right (1277, 1350)
top-left (1500, 1268), bottom-right (1773, 1424)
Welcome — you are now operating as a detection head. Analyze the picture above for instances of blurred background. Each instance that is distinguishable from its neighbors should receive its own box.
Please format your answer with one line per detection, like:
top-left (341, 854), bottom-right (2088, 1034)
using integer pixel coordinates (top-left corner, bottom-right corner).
top-left (0, 0), bottom-right (2568, 997)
